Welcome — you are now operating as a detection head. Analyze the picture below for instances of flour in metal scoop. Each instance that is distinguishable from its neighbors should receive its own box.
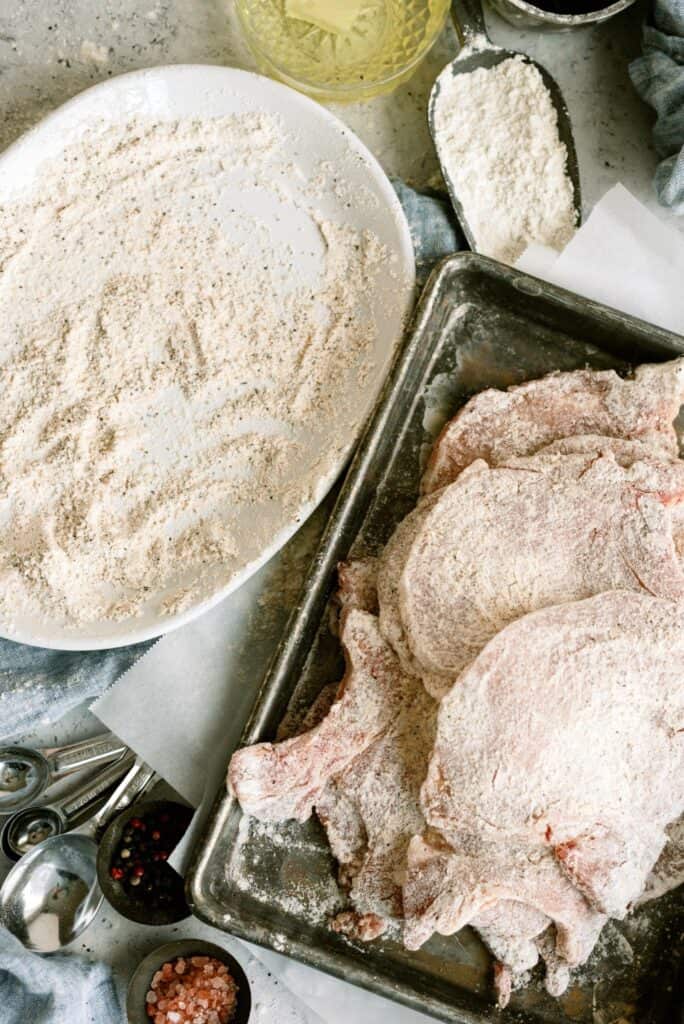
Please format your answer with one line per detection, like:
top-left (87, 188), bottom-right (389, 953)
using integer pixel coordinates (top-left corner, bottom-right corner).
top-left (434, 55), bottom-right (577, 264)
top-left (0, 115), bottom-right (394, 629)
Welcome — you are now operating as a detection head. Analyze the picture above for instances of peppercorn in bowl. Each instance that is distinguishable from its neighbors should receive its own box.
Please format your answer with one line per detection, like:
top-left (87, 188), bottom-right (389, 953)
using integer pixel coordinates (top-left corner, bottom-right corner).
top-left (97, 799), bottom-right (193, 925)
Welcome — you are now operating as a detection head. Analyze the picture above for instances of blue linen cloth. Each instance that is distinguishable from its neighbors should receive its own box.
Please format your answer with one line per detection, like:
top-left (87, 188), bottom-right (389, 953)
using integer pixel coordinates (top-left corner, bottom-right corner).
top-left (630, 0), bottom-right (684, 212)
top-left (0, 183), bottom-right (460, 743)
top-left (0, 927), bottom-right (123, 1024)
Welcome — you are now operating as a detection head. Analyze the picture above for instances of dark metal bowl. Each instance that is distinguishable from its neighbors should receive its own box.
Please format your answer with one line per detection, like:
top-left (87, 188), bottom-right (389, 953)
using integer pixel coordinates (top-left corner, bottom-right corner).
top-left (126, 939), bottom-right (252, 1024)
top-left (488, 0), bottom-right (637, 29)
top-left (97, 798), bottom-right (193, 925)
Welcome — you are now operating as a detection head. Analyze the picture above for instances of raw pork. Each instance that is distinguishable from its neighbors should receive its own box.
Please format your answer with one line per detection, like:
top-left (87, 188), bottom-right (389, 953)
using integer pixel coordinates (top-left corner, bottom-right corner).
top-left (403, 591), bottom-right (684, 998)
top-left (229, 609), bottom-right (437, 934)
top-left (375, 492), bottom-right (441, 679)
top-left (229, 609), bottom-right (411, 822)
top-left (401, 446), bottom-right (684, 696)
top-left (422, 358), bottom-right (684, 493)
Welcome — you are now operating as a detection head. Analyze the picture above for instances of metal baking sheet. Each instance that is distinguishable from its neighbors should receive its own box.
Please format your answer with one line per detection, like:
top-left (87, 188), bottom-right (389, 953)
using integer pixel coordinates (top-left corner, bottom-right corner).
top-left (188, 253), bottom-right (684, 1024)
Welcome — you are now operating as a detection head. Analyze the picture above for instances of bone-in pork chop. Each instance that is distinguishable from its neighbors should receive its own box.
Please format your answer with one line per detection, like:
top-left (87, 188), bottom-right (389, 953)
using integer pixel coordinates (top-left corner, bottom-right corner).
top-left (403, 591), bottom-right (684, 997)
top-left (422, 357), bottom-right (684, 494)
top-left (229, 609), bottom-right (437, 938)
top-left (401, 446), bottom-right (684, 696)
top-left (375, 491), bottom-right (442, 679)
top-left (317, 672), bottom-right (436, 933)
top-left (229, 609), bottom-right (414, 822)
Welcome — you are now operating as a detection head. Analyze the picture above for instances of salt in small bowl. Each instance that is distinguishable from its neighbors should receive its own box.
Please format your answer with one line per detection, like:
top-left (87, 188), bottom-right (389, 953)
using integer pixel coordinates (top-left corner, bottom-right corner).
top-left (127, 939), bottom-right (251, 1024)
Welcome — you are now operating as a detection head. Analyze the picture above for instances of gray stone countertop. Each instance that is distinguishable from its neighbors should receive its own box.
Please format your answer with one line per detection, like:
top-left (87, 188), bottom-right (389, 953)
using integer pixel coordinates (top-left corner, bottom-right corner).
top-left (0, 2), bottom-right (680, 1022)
top-left (0, 0), bottom-right (672, 220)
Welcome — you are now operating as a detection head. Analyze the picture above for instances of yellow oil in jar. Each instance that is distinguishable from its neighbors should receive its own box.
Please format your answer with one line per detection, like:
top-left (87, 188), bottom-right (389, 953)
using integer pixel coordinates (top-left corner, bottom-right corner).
top-left (235, 0), bottom-right (450, 102)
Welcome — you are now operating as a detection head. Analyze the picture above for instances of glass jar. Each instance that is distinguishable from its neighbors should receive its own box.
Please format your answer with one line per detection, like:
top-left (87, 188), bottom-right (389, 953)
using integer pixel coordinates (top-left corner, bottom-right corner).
top-left (235, 0), bottom-right (450, 102)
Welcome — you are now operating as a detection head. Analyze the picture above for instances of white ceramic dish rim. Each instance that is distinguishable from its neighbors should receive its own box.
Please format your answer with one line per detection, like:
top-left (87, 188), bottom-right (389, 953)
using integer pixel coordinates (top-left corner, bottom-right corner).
top-left (0, 64), bottom-right (415, 651)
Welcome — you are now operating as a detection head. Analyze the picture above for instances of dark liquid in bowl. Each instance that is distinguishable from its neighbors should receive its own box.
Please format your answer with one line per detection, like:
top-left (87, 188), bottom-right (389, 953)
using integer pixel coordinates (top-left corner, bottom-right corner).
top-left (529, 0), bottom-right (615, 12)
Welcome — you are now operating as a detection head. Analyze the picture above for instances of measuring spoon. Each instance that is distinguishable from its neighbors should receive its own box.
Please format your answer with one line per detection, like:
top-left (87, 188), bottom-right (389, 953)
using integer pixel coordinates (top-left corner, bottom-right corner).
top-left (0, 759), bottom-right (158, 952)
top-left (428, 0), bottom-right (581, 252)
top-left (0, 751), bottom-right (136, 860)
top-left (0, 732), bottom-right (128, 813)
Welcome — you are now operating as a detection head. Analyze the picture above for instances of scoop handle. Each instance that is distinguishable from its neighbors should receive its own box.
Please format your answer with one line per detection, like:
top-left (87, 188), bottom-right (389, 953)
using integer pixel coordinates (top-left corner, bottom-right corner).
top-left (451, 0), bottom-right (488, 44)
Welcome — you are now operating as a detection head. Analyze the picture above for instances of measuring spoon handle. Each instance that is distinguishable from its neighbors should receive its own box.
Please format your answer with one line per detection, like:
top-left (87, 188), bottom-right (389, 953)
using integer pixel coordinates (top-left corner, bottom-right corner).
top-left (60, 752), bottom-right (135, 827)
top-left (91, 759), bottom-right (158, 838)
top-left (48, 733), bottom-right (128, 780)
top-left (451, 0), bottom-right (488, 44)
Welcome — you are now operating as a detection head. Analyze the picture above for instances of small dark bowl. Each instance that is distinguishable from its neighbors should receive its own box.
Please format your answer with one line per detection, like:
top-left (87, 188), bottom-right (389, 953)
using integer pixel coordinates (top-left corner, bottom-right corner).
top-left (126, 939), bottom-right (251, 1024)
top-left (97, 798), bottom-right (193, 925)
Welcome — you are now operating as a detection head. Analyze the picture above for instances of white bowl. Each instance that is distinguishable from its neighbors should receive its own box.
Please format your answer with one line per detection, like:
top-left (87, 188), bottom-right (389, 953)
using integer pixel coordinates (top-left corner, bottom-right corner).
top-left (0, 65), bottom-right (414, 649)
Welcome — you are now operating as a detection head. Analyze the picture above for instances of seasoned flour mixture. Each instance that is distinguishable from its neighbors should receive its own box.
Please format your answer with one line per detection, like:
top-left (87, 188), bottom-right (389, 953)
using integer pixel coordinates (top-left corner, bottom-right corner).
top-left (434, 56), bottom-right (577, 264)
top-left (0, 116), bottom-right (390, 630)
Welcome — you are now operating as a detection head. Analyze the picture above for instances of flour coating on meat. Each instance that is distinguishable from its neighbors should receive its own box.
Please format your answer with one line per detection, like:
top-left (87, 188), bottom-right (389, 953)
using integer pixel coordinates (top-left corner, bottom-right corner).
top-left (403, 591), bottom-right (684, 998)
top-left (335, 558), bottom-right (379, 616)
top-left (230, 357), bottom-right (684, 1005)
top-left (401, 446), bottom-right (684, 696)
top-left (316, 667), bottom-right (436, 927)
top-left (422, 358), bottom-right (684, 493)
top-left (229, 609), bottom-right (408, 821)
top-left (229, 610), bottom-right (437, 936)
top-left (376, 492), bottom-right (442, 679)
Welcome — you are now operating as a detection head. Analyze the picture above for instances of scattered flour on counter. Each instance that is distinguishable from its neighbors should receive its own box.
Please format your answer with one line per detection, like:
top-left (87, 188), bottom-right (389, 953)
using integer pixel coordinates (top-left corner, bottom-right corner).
top-left (79, 39), bottom-right (110, 64)
top-left (433, 55), bottom-right (577, 264)
top-left (0, 116), bottom-right (392, 629)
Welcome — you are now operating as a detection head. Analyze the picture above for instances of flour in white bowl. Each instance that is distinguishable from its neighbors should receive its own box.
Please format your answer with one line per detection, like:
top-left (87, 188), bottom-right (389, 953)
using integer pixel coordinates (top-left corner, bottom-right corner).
top-left (433, 55), bottom-right (577, 264)
top-left (0, 115), bottom-right (397, 631)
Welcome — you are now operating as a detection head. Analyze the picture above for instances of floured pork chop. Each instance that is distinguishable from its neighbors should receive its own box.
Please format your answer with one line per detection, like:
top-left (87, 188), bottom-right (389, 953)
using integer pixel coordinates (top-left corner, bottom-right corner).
top-left (318, 672), bottom-right (436, 936)
top-left (422, 357), bottom-right (684, 493)
top-left (403, 591), bottom-right (684, 998)
top-left (375, 493), bottom-right (441, 679)
top-left (401, 446), bottom-right (684, 696)
top-left (229, 609), bottom-right (437, 939)
top-left (334, 557), bottom-right (379, 616)
top-left (270, 564), bottom-right (569, 982)
top-left (229, 609), bottom-right (412, 822)
top-left (638, 817), bottom-right (684, 906)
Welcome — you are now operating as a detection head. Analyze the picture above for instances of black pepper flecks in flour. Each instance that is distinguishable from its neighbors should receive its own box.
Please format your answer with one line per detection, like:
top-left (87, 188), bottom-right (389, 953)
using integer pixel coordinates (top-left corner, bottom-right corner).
top-left (0, 115), bottom-right (395, 629)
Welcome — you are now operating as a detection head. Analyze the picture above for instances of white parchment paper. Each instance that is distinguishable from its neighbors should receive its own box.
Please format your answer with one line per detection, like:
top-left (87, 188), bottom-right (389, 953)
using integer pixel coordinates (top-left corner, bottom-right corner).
top-left (517, 184), bottom-right (684, 334)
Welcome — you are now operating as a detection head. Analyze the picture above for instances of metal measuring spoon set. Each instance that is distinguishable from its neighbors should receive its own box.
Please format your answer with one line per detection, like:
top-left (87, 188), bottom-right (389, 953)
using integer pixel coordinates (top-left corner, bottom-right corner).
top-left (0, 758), bottom-right (158, 952)
top-left (0, 732), bottom-right (128, 813)
top-left (0, 730), bottom-right (161, 950)
top-left (1, 751), bottom-right (136, 860)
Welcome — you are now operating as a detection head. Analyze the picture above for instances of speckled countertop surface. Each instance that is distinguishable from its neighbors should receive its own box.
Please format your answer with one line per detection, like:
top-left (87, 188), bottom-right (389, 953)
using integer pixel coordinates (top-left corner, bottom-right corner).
top-left (0, 2), bottom-right (681, 1022)
top-left (0, 0), bottom-right (673, 215)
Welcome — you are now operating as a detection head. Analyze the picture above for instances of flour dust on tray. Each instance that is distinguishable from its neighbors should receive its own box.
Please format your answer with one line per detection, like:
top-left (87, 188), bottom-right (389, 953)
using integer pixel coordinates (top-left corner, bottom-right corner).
top-left (0, 116), bottom-right (399, 634)
top-left (433, 55), bottom-right (577, 264)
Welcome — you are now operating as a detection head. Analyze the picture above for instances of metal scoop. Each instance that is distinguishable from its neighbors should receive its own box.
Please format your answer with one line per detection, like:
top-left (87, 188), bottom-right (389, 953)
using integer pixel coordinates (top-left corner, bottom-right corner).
top-left (0, 751), bottom-right (136, 860)
top-left (0, 758), bottom-right (158, 952)
top-left (0, 732), bottom-right (128, 813)
top-left (428, 0), bottom-right (582, 253)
